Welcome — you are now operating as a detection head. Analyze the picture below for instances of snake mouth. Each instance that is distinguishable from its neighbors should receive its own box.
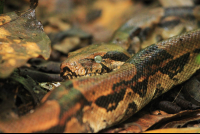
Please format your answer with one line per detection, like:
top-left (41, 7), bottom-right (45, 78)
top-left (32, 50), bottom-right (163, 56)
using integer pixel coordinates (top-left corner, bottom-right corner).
top-left (61, 66), bottom-right (113, 80)
top-left (65, 73), bottom-right (102, 79)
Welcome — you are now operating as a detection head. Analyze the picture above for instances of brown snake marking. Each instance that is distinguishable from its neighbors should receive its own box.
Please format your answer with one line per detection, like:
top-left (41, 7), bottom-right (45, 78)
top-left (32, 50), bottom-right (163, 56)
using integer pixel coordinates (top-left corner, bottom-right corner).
top-left (0, 6), bottom-right (200, 133)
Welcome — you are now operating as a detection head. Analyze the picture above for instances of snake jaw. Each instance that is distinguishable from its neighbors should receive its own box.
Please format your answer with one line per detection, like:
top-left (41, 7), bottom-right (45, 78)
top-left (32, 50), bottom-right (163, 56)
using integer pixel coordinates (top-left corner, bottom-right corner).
top-left (60, 59), bottom-right (118, 79)
top-left (60, 61), bottom-right (100, 79)
top-left (60, 57), bottom-right (127, 79)
top-left (60, 62), bottom-right (85, 79)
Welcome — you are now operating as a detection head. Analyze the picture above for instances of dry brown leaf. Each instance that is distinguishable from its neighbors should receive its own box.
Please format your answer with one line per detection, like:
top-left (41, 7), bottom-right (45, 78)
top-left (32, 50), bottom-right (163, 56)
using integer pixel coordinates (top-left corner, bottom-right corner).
top-left (53, 37), bottom-right (80, 54)
top-left (103, 109), bottom-right (200, 133)
top-left (103, 110), bottom-right (169, 133)
top-left (159, 0), bottom-right (194, 7)
top-left (144, 127), bottom-right (200, 133)
top-left (0, 9), bottom-right (51, 78)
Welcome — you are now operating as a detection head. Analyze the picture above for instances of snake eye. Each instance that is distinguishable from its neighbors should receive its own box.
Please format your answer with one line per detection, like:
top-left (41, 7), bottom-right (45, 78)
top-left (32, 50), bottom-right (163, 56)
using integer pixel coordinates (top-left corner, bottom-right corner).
top-left (94, 55), bottom-right (102, 63)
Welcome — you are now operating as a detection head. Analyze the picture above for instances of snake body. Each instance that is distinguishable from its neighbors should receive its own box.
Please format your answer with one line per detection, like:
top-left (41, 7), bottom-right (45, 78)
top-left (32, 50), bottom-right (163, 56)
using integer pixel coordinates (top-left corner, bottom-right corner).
top-left (0, 6), bottom-right (200, 133)
top-left (61, 6), bottom-right (200, 79)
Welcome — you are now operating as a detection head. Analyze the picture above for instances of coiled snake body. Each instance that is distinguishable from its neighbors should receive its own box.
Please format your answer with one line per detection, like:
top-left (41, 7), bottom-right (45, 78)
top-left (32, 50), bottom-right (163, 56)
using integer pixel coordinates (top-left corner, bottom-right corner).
top-left (0, 6), bottom-right (200, 133)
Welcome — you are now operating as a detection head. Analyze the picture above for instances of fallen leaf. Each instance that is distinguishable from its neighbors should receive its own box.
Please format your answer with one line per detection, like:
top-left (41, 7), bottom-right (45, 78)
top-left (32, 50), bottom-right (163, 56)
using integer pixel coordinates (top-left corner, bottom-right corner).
top-left (159, 0), bottom-right (194, 7)
top-left (18, 68), bottom-right (63, 82)
top-left (144, 127), bottom-right (200, 133)
top-left (51, 27), bottom-right (92, 54)
top-left (0, 9), bottom-right (51, 78)
top-left (102, 108), bottom-right (200, 133)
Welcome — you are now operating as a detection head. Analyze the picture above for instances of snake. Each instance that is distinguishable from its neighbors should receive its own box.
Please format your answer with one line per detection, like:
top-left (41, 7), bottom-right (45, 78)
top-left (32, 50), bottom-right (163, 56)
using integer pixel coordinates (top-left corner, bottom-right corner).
top-left (0, 6), bottom-right (200, 133)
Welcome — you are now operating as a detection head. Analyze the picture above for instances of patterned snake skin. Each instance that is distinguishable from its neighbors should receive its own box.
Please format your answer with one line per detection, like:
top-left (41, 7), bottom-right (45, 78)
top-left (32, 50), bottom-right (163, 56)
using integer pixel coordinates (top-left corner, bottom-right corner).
top-left (0, 6), bottom-right (200, 133)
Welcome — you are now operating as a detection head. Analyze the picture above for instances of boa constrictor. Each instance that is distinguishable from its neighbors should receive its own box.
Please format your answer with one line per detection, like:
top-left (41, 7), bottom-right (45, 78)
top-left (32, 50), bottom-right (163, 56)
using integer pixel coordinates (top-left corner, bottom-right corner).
top-left (0, 6), bottom-right (200, 133)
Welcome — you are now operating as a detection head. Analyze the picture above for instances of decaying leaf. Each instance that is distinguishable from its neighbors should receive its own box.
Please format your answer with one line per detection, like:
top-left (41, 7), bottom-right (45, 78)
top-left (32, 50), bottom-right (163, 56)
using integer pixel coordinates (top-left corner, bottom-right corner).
top-left (102, 108), bottom-right (200, 133)
top-left (18, 68), bottom-right (63, 82)
top-left (31, 60), bottom-right (61, 73)
top-left (0, 9), bottom-right (51, 78)
top-left (159, 0), bottom-right (194, 7)
top-left (144, 127), bottom-right (200, 133)
top-left (51, 27), bottom-right (92, 54)
top-left (53, 37), bottom-right (80, 54)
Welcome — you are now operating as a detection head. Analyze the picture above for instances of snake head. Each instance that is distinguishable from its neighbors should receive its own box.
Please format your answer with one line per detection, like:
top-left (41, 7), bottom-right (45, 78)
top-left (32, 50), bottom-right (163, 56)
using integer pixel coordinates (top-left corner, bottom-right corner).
top-left (60, 43), bottom-right (131, 79)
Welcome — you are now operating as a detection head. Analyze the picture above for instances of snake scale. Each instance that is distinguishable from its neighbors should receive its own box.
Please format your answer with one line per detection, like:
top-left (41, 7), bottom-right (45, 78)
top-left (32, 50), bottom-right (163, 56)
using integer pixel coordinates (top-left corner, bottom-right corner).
top-left (0, 6), bottom-right (200, 133)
